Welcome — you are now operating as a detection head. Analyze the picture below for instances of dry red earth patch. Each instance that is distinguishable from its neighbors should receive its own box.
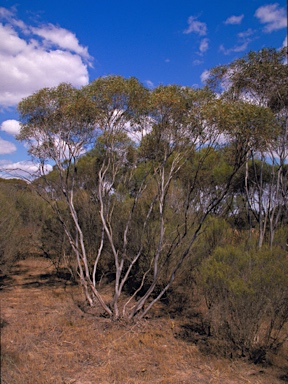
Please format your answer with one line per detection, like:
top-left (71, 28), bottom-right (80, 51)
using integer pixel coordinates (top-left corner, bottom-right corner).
top-left (0, 258), bottom-right (287, 383)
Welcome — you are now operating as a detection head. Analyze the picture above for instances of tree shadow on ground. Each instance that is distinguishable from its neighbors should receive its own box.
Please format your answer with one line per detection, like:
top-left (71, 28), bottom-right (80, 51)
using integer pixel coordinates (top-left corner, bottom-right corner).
top-left (279, 373), bottom-right (288, 382)
top-left (0, 274), bottom-right (16, 290)
top-left (21, 270), bottom-right (77, 289)
top-left (0, 263), bottom-right (77, 291)
top-left (175, 320), bottom-right (209, 345)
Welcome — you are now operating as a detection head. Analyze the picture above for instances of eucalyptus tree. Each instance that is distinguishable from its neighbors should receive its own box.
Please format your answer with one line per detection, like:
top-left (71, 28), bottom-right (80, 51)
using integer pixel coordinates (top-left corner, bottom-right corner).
top-left (18, 76), bottom-right (150, 318)
top-left (206, 48), bottom-right (287, 247)
top-left (84, 83), bottom-right (224, 319)
top-left (131, 88), bottom-right (277, 319)
top-left (80, 81), bottom-right (273, 320)
top-left (18, 83), bottom-right (100, 305)
top-left (17, 73), bottom-right (276, 321)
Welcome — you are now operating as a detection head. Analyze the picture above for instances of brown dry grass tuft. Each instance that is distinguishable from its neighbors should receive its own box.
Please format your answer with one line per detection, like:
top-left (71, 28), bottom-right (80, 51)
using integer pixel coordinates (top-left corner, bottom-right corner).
top-left (1, 258), bottom-right (287, 383)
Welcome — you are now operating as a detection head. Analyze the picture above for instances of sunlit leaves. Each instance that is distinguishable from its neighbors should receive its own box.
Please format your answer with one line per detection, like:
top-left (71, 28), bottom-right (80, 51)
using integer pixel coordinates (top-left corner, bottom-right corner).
top-left (14, 52), bottom-right (288, 320)
top-left (17, 83), bottom-right (97, 165)
top-left (83, 75), bottom-right (149, 135)
top-left (206, 47), bottom-right (287, 109)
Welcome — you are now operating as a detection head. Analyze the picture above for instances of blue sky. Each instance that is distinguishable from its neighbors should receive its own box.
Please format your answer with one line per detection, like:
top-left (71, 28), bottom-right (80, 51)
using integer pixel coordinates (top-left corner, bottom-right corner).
top-left (0, 0), bottom-right (287, 177)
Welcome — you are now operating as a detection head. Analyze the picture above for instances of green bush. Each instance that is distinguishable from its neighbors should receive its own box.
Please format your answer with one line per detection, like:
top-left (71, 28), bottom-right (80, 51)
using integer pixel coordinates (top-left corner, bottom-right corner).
top-left (200, 245), bottom-right (288, 362)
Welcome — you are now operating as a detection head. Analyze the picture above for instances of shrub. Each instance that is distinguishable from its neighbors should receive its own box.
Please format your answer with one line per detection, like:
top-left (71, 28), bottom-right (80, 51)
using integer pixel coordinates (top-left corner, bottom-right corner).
top-left (200, 245), bottom-right (288, 362)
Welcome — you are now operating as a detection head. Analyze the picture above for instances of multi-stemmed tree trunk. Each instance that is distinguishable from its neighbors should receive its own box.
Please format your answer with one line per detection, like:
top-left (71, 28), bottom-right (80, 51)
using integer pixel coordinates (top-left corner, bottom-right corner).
top-left (17, 72), bottom-right (277, 320)
top-left (206, 47), bottom-right (287, 248)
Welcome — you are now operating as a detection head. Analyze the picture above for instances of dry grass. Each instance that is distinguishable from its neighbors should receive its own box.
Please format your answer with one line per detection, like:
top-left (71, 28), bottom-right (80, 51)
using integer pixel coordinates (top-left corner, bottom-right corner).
top-left (1, 258), bottom-right (287, 384)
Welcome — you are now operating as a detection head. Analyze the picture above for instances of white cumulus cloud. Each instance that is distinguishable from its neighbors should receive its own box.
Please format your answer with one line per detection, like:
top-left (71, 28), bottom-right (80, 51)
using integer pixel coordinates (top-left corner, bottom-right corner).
top-left (199, 38), bottom-right (209, 53)
top-left (145, 80), bottom-right (154, 88)
top-left (220, 41), bottom-right (250, 55)
top-left (0, 137), bottom-right (17, 154)
top-left (31, 24), bottom-right (91, 60)
top-left (200, 70), bottom-right (210, 83)
top-left (1, 119), bottom-right (21, 136)
top-left (0, 160), bottom-right (52, 179)
top-left (193, 59), bottom-right (203, 66)
top-left (184, 16), bottom-right (207, 36)
top-left (0, 7), bottom-right (92, 109)
top-left (237, 29), bottom-right (255, 38)
top-left (224, 15), bottom-right (244, 25)
top-left (255, 3), bottom-right (287, 32)
top-left (220, 28), bottom-right (255, 55)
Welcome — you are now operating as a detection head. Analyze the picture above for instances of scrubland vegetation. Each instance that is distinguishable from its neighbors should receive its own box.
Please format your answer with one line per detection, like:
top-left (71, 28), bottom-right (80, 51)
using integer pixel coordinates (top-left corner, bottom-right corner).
top-left (1, 48), bottom-right (288, 382)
